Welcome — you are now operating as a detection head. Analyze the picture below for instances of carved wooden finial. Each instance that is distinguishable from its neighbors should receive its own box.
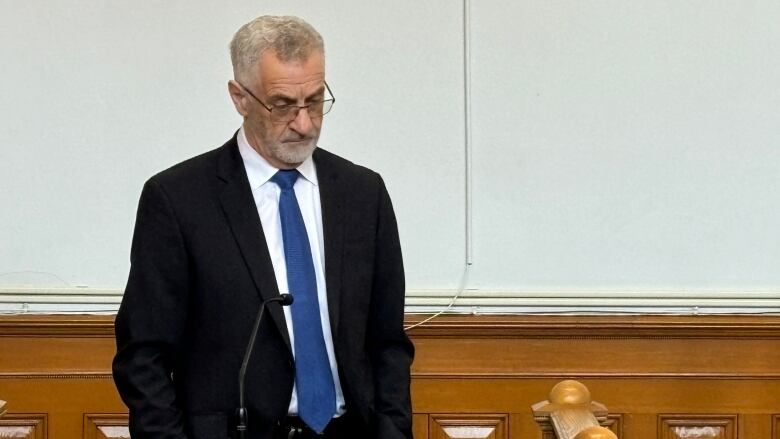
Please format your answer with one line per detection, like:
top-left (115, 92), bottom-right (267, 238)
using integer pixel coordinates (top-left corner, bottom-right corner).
top-left (573, 426), bottom-right (618, 439)
top-left (549, 379), bottom-right (592, 406)
top-left (532, 380), bottom-right (614, 439)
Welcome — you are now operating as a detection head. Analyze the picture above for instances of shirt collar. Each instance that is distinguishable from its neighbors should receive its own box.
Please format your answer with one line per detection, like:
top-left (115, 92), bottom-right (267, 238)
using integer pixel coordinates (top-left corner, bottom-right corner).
top-left (237, 126), bottom-right (318, 190)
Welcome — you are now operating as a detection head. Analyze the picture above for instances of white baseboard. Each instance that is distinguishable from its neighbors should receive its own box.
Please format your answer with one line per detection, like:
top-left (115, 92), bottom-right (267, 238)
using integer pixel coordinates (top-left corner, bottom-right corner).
top-left (1, 287), bottom-right (779, 315)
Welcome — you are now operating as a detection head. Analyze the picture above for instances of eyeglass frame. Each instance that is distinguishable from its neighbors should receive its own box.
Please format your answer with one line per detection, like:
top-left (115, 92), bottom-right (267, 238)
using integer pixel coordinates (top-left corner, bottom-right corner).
top-left (236, 80), bottom-right (335, 124)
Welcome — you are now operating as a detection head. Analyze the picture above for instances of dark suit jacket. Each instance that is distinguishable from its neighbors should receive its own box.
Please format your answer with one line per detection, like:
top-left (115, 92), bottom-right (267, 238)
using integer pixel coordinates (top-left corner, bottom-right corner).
top-left (112, 135), bottom-right (414, 439)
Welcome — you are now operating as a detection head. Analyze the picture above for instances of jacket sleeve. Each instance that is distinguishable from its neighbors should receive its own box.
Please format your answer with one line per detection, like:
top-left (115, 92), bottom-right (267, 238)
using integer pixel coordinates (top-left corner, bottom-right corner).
top-left (112, 178), bottom-right (189, 439)
top-left (368, 174), bottom-right (415, 439)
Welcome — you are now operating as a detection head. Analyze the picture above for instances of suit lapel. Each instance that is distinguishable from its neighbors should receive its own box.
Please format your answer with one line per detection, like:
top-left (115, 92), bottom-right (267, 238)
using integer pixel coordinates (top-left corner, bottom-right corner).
top-left (216, 137), bottom-right (292, 353)
top-left (314, 149), bottom-right (345, 339)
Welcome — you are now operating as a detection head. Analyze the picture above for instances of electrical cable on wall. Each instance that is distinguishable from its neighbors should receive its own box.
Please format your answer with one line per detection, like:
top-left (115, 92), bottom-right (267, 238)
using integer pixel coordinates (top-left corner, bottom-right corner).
top-left (405, 0), bottom-right (473, 331)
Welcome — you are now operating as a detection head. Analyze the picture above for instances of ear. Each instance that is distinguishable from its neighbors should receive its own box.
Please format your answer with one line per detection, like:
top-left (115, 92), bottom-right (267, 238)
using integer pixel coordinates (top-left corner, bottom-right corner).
top-left (227, 80), bottom-right (249, 117)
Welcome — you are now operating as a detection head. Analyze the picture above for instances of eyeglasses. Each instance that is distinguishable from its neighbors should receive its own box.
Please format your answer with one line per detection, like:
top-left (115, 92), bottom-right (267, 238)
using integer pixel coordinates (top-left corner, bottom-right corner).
top-left (237, 81), bottom-right (335, 124)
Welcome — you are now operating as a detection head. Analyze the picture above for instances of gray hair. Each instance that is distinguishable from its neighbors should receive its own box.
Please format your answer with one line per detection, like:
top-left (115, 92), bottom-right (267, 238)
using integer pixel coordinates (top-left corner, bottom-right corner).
top-left (229, 15), bottom-right (325, 83)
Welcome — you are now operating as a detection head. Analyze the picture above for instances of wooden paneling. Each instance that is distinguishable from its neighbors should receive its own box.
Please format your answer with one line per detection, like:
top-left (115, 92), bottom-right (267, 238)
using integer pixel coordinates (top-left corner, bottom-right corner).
top-left (659, 414), bottom-right (737, 439)
top-left (429, 415), bottom-right (508, 439)
top-left (83, 414), bottom-right (129, 439)
top-left (603, 414), bottom-right (622, 437)
top-left (1, 314), bottom-right (780, 438)
top-left (0, 414), bottom-right (46, 439)
top-left (414, 414), bottom-right (430, 439)
top-left (0, 316), bottom-right (127, 439)
top-left (408, 315), bottom-right (780, 439)
top-left (774, 415), bottom-right (780, 439)
top-left (737, 414), bottom-right (771, 439)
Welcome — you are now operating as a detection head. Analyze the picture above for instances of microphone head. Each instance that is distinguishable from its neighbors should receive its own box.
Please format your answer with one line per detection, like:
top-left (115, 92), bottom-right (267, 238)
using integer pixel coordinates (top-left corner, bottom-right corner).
top-left (278, 294), bottom-right (294, 306)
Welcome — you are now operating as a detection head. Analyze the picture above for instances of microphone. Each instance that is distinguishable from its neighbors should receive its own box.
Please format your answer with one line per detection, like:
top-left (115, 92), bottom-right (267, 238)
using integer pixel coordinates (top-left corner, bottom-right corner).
top-left (237, 293), bottom-right (294, 439)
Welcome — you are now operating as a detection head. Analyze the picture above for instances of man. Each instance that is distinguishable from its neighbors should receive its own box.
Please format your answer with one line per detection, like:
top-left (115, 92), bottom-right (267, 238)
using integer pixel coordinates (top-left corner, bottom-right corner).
top-left (113, 15), bottom-right (414, 439)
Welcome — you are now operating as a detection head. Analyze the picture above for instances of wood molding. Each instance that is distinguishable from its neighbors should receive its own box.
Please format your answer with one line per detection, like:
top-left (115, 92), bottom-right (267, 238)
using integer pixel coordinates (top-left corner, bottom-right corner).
top-left (658, 414), bottom-right (737, 439)
top-left (0, 413), bottom-right (47, 439)
top-left (429, 414), bottom-right (508, 439)
top-left (83, 414), bottom-right (129, 439)
top-left (2, 314), bottom-right (780, 438)
top-left (411, 372), bottom-right (780, 380)
top-left (414, 414), bottom-right (430, 439)
top-left (405, 314), bottom-right (780, 338)
top-left (2, 314), bottom-right (780, 338)
top-left (774, 415), bottom-right (780, 439)
top-left (603, 414), bottom-right (622, 437)
top-left (0, 315), bottom-right (115, 336)
top-left (0, 373), bottom-right (113, 380)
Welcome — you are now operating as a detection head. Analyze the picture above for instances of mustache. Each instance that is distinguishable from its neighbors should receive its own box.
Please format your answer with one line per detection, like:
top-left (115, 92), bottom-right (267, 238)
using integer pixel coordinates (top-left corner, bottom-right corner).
top-left (281, 135), bottom-right (316, 143)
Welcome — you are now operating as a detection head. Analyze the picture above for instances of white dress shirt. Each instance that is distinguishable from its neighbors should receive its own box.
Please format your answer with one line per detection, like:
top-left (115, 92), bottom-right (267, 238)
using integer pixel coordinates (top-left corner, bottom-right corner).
top-left (237, 126), bottom-right (346, 416)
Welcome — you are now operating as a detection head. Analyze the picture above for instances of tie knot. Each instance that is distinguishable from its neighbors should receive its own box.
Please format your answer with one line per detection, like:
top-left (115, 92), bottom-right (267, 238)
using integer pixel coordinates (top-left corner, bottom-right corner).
top-left (271, 169), bottom-right (300, 190)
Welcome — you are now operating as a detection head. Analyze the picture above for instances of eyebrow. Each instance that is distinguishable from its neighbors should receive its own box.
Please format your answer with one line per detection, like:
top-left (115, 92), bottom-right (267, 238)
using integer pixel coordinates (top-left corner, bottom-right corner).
top-left (268, 86), bottom-right (326, 105)
top-left (305, 87), bottom-right (326, 102)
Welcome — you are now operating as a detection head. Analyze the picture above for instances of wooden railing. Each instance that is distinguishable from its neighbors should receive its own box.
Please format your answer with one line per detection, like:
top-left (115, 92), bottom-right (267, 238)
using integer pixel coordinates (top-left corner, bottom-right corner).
top-left (531, 380), bottom-right (617, 439)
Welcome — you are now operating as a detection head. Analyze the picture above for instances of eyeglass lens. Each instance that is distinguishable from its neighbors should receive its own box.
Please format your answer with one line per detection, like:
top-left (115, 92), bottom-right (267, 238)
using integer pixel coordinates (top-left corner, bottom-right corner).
top-left (271, 100), bottom-right (334, 123)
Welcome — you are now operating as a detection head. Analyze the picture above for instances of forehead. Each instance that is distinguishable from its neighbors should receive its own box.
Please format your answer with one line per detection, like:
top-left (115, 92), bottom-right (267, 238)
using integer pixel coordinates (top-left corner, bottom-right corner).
top-left (256, 50), bottom-right (325, 94)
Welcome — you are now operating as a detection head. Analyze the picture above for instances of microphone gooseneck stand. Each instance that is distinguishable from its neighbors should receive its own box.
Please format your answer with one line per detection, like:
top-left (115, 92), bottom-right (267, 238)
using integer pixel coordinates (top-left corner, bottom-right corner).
top-left (237, 294), bottom-right (294, 439)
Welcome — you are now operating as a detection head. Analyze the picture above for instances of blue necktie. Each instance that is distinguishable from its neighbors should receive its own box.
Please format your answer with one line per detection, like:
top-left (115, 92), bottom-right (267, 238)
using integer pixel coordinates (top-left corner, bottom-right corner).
top-left (271, 170), bottom-right (336, 433)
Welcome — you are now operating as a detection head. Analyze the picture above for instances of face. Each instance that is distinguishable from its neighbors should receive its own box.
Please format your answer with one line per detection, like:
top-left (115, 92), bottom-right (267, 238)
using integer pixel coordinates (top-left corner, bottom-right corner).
top-left (229, 50), bottom-right (326, 169)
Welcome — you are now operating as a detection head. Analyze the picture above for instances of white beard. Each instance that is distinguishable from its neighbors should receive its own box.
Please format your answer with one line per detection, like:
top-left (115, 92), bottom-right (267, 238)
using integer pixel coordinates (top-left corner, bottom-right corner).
top-left (270, 139), bottom-right (318, 165)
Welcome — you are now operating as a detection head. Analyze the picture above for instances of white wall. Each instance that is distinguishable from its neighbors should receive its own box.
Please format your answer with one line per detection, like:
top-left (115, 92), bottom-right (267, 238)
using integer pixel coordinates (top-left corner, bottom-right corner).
top-left (468, 1), bottom-right (780, 290)
top-left (1, 1), bottom-right (778, 303)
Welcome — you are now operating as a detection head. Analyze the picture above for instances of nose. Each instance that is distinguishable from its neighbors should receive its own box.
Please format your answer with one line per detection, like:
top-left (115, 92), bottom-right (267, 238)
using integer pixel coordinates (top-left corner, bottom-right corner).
top-left (288, 106), bottom-right (315, 133)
